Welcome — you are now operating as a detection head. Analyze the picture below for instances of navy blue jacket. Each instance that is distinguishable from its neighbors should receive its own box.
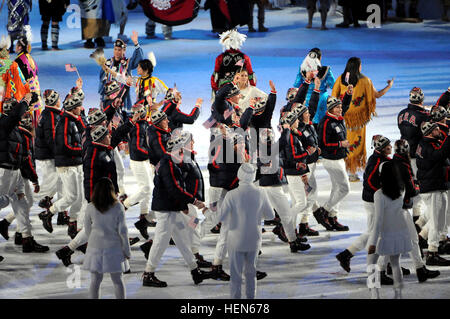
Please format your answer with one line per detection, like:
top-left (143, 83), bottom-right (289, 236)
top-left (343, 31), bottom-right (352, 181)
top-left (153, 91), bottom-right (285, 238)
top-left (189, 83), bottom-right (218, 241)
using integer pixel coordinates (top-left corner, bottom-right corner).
top-left (397, 104), bottom-right (430, 158)
top-left (280, 128), bottom-right (309, 176)
top-left (83, 142), bottom-right (119, 202)
top-left (18, 127), bottom-right (38, 183)
top-left (54, 111), bottom-right (85, 167)
top-left (318, 112), bottom-right (347, 160)
top-left (35, 106), bottom-right (60, 160)
top-left (416, 136), bottom-right (450, 193)
top-left (152, 154), bottom-right (197, 211)
top-left (0, 101), bottom-right (27, 169)
top-left (207, 133), bottom-right (241, 190)
top-left (129, 119), bottom-right (150, 162)
top-left (181, 151), bottom-right (205, 202)
top-left (161, 100), bottom-right (200, 131)
top-left (147, 125), bottom-right (171, 166)
top-left (362, 151), bottom-right (390, 203)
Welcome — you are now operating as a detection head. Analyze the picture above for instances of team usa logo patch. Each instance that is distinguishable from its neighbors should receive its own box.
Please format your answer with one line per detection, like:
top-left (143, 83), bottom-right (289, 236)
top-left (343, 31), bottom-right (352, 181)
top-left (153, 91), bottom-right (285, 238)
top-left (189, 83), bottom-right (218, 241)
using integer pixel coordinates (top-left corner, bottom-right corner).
top-left (151, 0), bottom-right (175, 10)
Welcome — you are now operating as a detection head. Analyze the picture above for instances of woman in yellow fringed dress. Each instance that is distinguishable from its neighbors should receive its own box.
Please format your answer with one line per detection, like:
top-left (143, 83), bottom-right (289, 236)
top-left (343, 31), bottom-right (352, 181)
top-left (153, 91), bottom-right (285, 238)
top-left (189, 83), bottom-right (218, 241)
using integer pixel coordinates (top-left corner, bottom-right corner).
top-left (332, 57), bottom-right (393, 181)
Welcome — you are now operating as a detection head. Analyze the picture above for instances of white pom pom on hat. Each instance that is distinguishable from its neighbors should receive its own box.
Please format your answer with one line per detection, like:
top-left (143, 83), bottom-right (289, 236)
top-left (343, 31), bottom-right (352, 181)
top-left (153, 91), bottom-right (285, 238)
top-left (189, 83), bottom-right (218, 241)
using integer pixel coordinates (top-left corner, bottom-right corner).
top-left (237, 163), bottom-right (256, 184)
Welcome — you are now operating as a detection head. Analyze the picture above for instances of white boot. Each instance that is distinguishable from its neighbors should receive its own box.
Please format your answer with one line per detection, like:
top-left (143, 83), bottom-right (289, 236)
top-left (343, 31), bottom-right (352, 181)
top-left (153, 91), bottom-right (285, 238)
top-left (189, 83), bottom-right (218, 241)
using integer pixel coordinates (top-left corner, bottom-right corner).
top-left (394, 288), bottom-right (402, 299)
top-left (370, 288), bottom-right (380, 299)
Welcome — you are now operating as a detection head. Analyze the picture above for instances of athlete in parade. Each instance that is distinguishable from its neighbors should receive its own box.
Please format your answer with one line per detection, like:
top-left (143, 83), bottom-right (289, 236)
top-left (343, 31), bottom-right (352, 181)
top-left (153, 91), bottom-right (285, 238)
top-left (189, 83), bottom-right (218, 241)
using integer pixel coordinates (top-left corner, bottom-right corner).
top-left (0, 16), bottom-right (449, 301)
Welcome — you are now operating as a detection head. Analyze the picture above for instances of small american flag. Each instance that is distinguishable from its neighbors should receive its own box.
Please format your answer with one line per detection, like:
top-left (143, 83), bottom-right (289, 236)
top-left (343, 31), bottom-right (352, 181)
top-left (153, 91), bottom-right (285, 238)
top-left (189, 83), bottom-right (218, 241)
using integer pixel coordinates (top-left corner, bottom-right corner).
top-left (235, 59), bottom-right (245, 67)
top-left (202, 115), bottom-right (217, 129)
top-left (188, 216), bottom-right (199, 229)
top-left (305, 183), bottom-right (313, 196)
top-left (223, 107), bottom-right (233, 119)
top-left (209, 201), bottom-right (218, 212)
top-left (65, 64), bottom-right (77, 72)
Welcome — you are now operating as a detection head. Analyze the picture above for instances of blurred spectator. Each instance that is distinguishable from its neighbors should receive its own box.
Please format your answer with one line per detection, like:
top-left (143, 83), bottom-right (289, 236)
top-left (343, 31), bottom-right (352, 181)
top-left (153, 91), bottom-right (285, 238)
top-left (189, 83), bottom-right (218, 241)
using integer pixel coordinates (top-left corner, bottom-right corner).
top-left (39, 0), bottom-right (69, 50)
top-left (266, 0), bottom-right (282, 10)
top-left (306, 0), bottom-right (330, 30)
top-left (7, 0), bottom-right (32, 53)
top-left (79, 0), bottom-right (109, 48)
top-left (396, 0), bottom-right (420, 20)
top-left (204, 0), bottom-right (250, 34)
top-left (146, 19), bottom-right (173, 40)
top-left (442, 0), bottom-right (450, 21)
top-left (248, 0), bottom-right (268, 32)
top-left (335, 0), bottom-right (360, 28)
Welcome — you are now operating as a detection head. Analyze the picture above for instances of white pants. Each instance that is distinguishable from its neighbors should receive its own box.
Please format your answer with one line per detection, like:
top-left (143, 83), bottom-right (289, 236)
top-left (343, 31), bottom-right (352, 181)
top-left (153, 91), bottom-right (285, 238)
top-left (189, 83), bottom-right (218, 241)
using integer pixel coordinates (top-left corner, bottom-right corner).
top-left (348, 202), bottom-right (376, 254)
top-left (113, 148), bottom-right (126, 196)
top-left (445, 190), bottom-right (450, 238)
top-left (181, 204), bottom-right (201, 254)
top-left (0, 168), bottom-right (23, 198)
top-left (286, 175), bottom-right (307, 225)
top-left (125, 160), bottom-right (153, 216)
top-left (229, 249), bottom-right (258, 299)
top-left (347, 202), bottom-right (386, 268)
top-left (145, 211), bottom-right (198, 273)
top-left (322, 158), bottom-right (350, 217)
top-left (421, 191), bottom-right (448, 252)
top-left (209, 187), bottom-right (229, 265)
top-left (0, 168), bottom-right (25, 221)
top-left (404, 209), bottom-right (425, 269)
top-left (51, 165), bottom-right (84, 221)
top-left (11, 177), bottom-right (33, 237)
top-left (304, 162), bottom-right (319, 221)
top-left (263, 185), bottom-right (296, 242)
top-left (410, 159), bottom-right (425, 217)
top-left (35, 159), bottom-right (62, 201)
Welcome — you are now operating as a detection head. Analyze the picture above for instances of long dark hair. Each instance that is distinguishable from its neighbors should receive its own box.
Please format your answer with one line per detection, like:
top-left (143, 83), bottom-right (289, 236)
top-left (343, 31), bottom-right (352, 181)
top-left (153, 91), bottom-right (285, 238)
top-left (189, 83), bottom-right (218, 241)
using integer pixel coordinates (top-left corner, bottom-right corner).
top-left (138, 59), bottom-right (154, 77)
top-left (380, 161), bottom-right (404, 200)
top-left (91, 178), bottom-right (117, 213)
top-left (341, 57), bottom-right (364, 86)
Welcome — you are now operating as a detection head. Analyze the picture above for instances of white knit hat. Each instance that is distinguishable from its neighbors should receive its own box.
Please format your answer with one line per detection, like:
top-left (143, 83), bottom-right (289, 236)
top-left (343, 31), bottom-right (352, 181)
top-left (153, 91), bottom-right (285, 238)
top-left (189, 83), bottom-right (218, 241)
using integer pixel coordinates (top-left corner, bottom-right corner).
top-left (421, 121), bottom-right (438, 136)
top-left (237, 163), bottom-right (256, 184)
top-left (91, 126), bottom-right (109, 143)
top-left (88, 109), bottom-right (107, 126)
top-left (409, 87), bottom-right (424, 104)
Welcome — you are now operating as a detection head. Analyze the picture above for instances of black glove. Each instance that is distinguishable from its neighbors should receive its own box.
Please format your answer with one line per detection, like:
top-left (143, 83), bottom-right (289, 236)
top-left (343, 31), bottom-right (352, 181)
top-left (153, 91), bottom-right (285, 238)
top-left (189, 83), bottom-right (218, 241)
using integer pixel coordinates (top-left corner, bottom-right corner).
top-left (30, 92), bottom-right (39, 105)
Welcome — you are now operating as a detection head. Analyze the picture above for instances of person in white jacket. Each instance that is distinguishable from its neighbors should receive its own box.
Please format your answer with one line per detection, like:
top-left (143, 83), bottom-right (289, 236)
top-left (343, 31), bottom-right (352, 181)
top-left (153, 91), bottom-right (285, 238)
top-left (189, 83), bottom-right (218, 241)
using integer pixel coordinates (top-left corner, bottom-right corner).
top-left (235, 69), bottom-right (267, 112)
top-left (367, 161), bottom-right (412, 299)
top-left (219, 163), bottom-right (274, 299)
top-left (82, 177), bottom-right (131, 299)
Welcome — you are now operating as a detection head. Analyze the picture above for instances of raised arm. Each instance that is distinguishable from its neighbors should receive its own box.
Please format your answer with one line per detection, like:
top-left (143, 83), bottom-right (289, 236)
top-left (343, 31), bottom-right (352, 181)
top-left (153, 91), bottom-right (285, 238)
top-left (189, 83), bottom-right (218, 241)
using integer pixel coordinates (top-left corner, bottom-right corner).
top-left (374, 78), bottom-right (394, 99)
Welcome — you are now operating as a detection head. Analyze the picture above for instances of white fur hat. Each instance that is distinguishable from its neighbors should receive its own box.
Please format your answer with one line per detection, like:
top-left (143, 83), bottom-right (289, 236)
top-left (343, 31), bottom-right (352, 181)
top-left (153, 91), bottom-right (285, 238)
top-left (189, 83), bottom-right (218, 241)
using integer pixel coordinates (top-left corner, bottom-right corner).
top-left (219, 29), bottom-right (246, 51)
top-left (300, 53), bottom-right (321, 75)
